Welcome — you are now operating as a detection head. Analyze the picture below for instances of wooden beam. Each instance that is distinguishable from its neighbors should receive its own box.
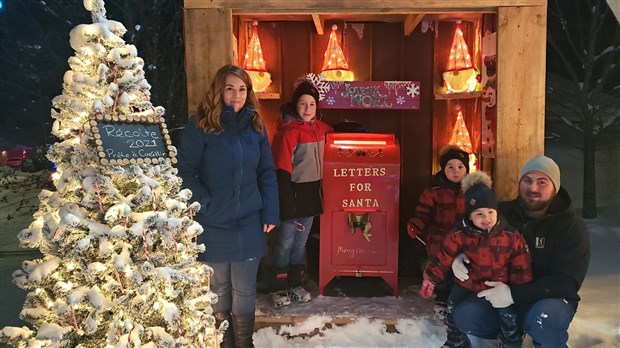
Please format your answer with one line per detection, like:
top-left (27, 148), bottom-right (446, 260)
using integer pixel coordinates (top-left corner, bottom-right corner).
top-left (184, 0), bottom-right (546, 11)
top-left (312, 14), bottom-right (324, 35)
top-left (403, 13), bottom-right (424, 35)
top-left (608, 0), bottom-right (620, 22)
top-left (494, 5), bottom-right (547, 200)
top-left (183, 8), bottom-right (233, 116)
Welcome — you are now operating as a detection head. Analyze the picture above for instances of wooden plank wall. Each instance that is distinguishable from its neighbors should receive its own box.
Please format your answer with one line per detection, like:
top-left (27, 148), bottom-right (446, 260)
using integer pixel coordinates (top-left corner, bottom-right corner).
top-left (238, 21), bottom-right (435, 206)
top-left (235, 21), bottom-right (435, 274)
top-left (183, 8), bottom-right (233, 115)
top-left (495, 5), bottom-right (546, 200)
top-left (182, 5), bottom-right (548, 274)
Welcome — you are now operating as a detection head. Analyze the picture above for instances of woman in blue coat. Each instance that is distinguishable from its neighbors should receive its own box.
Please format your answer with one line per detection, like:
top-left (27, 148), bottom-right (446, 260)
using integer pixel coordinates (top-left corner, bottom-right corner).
top-left (177, 65), bottom-right (279, 348)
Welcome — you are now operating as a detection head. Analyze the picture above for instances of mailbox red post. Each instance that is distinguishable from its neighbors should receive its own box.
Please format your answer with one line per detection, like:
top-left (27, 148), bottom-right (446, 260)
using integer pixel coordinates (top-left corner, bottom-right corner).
top-left (320, 133), bottom-right (400, 296)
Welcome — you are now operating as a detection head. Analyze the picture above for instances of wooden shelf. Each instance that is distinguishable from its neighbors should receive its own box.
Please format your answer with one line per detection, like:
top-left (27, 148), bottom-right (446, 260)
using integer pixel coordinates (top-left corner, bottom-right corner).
top-left (256, 92), bottom-right (280, 100)
top-left (434, 91), bottom-right (482, 100)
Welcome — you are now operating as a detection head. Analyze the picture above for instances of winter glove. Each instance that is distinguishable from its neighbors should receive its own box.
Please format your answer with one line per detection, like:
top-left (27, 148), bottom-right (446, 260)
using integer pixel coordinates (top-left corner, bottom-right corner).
top-left (420, 279), bottom-right (435, 299)
top-left (477, 281), bottom-right (514, 308)
top-left (451, 253), bottom-right (470, 281)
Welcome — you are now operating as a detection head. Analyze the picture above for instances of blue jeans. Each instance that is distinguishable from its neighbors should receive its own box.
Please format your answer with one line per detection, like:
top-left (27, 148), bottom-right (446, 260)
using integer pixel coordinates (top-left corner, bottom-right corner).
top-left (453, 295), bottom-right (576, 347)
top-left (208, 258), bottom-right (260, 316)
top-left (273, 216), bottom-right (314, 268)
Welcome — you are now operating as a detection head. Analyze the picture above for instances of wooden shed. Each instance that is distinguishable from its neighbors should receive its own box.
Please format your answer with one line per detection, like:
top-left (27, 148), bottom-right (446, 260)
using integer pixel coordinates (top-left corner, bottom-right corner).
top-left (182, 0), bottom-right (547, 273)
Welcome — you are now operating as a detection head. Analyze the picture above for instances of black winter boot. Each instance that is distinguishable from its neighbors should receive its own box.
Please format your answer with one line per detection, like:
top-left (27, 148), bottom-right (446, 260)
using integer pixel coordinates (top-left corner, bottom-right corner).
top-left (498, 307), bottom-right (523, 347)
top-left (442, 311), bottom-right (471, 348)
top-left (270, 267), bottom-right (291, 308)
top-left (232, 313), bottom-right (255, 348)
top-left (288, 264), bottom-right (305, 287)
top-left (288, 264), bottom-right (311, 303)
top-left (271, 267), bottom-right (289, 291)
top-left (214, 312), bottom-right (234, 348)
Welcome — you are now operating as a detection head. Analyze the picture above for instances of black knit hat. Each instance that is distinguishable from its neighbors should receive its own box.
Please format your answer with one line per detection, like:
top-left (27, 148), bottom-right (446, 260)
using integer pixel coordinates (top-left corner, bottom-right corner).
top-left (292, 80), bottom-right (320, 106)
top-left (462, 171), bottom-right (498, 217)
top-left (439, 146), bottom-right (470, 173)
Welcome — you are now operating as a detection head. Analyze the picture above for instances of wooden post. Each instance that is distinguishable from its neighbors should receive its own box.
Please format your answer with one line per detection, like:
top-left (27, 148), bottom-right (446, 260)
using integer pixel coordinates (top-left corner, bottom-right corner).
top-left (495, 5), bottom-right (547, 200)
top-left (183, 8), bottom-right (233, 116)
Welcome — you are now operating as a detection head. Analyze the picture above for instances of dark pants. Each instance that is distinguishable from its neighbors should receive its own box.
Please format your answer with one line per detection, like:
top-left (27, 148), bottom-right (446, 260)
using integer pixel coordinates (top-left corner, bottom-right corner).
top-left (453, 295), bottom-right (576, 347)
top-left (448, 285), bottom-right (521, 345)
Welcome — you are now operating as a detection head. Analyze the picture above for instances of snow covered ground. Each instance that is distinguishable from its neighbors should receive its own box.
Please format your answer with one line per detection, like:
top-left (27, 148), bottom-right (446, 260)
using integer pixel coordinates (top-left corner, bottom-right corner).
top-left (0, 170), bottom-right (618, 347)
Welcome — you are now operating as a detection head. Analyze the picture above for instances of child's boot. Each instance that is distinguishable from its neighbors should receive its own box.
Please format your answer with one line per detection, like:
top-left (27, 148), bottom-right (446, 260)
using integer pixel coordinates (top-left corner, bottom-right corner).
top-left (288, 264), bottom-right (311, 303)
top-left (270, 267), bottom-right (291, 308)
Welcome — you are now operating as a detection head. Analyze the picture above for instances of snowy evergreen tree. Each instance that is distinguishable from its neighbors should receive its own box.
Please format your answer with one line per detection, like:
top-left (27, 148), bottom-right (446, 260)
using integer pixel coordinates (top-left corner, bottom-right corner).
top-left (0, 1), bottom-right (222, 346)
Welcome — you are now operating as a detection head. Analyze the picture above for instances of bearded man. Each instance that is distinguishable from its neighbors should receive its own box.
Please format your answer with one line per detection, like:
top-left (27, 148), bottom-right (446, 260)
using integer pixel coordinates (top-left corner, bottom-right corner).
top-left (451, 155), bottom-right (591, 348)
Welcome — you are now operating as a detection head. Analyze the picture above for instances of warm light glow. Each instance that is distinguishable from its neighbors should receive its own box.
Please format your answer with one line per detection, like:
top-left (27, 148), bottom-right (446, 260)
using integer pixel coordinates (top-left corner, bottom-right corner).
top-left (51, 171), bottom-right (61, 181)
top-left (444, 21), bottom-right (478, 93)
top-left (469, 153), bottom-right (478, 172)
top-left (333, 140), bottom-right (387, 145)
top-left (448, 106), bottom-right (474, 154)
top-left (321, 25), bottom-right (354, 81)
top-left (447, 22), bottom-right (473, 71)
top-left (443, 68), bottom-right (478, 93)
top-left (246, 70), bottom-right (272, 93)
top-left (242, 21), bottom-right (272, 92)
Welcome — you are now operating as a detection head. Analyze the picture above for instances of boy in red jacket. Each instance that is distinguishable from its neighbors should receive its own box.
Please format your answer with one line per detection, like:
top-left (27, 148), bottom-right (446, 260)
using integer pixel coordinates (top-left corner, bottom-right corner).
top-left (421, 171), bottom-right (532, 348)
top-left (270, 78), bottom-right (333, 308)
top-left (407, 145), bottom-right (469, 320)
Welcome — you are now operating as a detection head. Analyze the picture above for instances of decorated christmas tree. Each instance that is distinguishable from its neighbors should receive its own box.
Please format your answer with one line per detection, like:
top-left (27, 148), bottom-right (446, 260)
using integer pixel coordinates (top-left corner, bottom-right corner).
top-left (0, 1), bottom-right (221, 346)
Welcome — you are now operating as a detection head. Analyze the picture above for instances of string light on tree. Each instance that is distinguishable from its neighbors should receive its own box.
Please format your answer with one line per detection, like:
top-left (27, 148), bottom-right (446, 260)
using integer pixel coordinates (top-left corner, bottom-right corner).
top-left (242, 20), bottom-right (272, 92)
top-left (443, 20), bottom-right (479, 93)
top-left (321, 24), bottom-right (354, 81)
top-left (0, 1), bottom-right (221, 346)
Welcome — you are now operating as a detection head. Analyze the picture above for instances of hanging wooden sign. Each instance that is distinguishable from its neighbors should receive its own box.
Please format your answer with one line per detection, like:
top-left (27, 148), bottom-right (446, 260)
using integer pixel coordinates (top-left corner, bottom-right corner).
top-left (306, 73), bottom-right (420, 110)
top-left (90, 111), bottom-right (176, 166)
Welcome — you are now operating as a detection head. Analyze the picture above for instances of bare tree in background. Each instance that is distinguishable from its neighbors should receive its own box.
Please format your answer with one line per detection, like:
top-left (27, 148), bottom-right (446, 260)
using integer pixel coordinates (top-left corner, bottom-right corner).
top-left (0, 0), bottom-right (186, 147)
top-left (546, 0), bottom-right (620, 218)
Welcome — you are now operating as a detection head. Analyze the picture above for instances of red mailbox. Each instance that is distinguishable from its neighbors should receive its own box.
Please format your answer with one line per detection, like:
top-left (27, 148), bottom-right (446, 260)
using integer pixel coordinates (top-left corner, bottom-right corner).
top-left (320, 133), bottom-right (400, 296)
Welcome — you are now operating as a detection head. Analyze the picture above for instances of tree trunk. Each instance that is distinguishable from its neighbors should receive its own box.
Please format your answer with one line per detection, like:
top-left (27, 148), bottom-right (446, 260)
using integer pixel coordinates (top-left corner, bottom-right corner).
top-left (582, 132), bottom-right (597, 218)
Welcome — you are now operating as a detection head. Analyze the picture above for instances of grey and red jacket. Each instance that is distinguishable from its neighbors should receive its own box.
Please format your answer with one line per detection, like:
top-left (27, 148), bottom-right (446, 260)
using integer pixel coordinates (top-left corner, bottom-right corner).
top-left (271, 103), bottom-right (333, 220)
top-left (407, 172), bottom-right (465, 257)
top-left (424, 216), bottom-right (533, 293)
top-left (500, 187), bottom-right (590, 310)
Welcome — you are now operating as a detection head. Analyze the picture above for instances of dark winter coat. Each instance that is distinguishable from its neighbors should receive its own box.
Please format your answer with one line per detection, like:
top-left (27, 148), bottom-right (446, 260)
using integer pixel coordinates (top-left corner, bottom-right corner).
top-left (407, 171), bottom-right (465, 257)
top-left (270, 103), bottom-right (333, 220)
top-left (500, 187), bottom-right (590, 310)
top-left (177, 106), bottom-right (280, 262)
top-left (425, 216), bottom-right (533, 293)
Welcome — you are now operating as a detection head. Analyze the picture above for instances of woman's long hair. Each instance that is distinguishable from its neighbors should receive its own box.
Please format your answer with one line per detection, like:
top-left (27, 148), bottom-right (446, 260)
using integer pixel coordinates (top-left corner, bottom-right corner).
top-left (195, 64), bottom-right (264, 134)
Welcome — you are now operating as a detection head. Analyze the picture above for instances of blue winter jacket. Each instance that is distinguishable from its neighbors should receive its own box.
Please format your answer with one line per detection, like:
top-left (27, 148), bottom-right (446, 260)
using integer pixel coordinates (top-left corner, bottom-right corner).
top-left (177, 106), bottom-right (280, 262)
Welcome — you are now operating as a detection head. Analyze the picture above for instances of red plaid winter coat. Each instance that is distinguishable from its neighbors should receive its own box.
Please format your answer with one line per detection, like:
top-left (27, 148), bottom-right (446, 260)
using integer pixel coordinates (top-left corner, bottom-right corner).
top-left (424, 216), bottom-right (533, 293)
top-left (407, 172), bottom-right (465, 258)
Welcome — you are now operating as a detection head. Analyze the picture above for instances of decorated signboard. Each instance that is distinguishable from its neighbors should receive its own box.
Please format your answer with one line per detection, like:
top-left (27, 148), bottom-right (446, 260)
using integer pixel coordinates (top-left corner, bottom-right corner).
top-left (90, 112), bottom-right (176, 166)
top-left (481, 32), bottom-right (497, 157)
top-left (306, 73), bottom-right (420, 110)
